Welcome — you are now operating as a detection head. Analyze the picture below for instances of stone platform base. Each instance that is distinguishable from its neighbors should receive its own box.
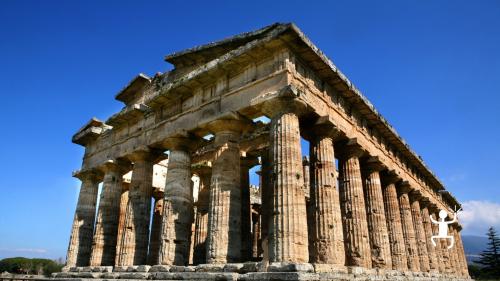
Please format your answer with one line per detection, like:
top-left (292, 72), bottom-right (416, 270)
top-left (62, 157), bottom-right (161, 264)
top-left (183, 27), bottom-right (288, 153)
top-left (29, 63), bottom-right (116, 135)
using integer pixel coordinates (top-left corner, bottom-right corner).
top-left (51, 264), bottom-right (472, 281)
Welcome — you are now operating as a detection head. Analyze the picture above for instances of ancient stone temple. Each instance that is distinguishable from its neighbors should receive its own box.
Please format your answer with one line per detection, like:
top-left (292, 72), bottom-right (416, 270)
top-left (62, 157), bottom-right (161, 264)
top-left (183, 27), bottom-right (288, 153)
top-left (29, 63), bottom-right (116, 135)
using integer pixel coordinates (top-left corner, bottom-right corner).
top-left (57, 23), bottom-right (471, 281)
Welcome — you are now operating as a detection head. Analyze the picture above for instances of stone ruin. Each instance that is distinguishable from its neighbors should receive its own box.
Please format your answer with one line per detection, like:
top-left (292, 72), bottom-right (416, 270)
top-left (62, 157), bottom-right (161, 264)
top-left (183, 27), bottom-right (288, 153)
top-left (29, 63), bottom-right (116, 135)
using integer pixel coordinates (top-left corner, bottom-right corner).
top-left (55, 23), bottom-right (471, 281)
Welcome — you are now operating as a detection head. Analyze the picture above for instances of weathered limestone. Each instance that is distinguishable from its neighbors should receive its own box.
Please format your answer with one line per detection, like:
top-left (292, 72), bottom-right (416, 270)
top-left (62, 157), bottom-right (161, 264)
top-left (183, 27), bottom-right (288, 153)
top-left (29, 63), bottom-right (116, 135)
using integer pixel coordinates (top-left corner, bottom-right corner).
top-left (90, 161), bottom-right (126, 266)
top-left (265, 99), bottom-right (309, 263)
top-left (65, 23), bottom-right (471, 280)
top-left (206, 119), bottom-right (246, 263)
top-left (362, 159), bottom-right (392, 269)
top-left (397, 184), bottom-right (420, 272)
top-left (454, 225), bottom-right (469, 277)
top-left (308, 122), bottom-right (344, 266)
top-left (338, 144), bottom-right (371, 268)
top-left (66, 170), bottom-right (102, 267)
top-left (147, 192), bottom-right (164, 265)
top-left (240, 157), bottom-right (256, 262)
top-left (382, 177), bottom-right (408, 271)
top-left (430, 210), bottom-right (446, 274)
top-left (193, 166), bottom-right (211, 265)
top-left (159, 139), bottom-right (194, 266)
top-left (409, 193), bottom-right (430, 272)
top-left (116, 149), bottom-right (155, 266)
top-left (420, 203), bottom-right (439, 273)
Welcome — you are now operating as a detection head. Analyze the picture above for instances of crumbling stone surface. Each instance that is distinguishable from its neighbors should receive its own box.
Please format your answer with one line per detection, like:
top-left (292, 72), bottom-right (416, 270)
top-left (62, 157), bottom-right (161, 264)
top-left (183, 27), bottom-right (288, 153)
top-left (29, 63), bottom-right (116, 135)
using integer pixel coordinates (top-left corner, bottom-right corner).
top-left (64, 23), bottom-right (471, 279)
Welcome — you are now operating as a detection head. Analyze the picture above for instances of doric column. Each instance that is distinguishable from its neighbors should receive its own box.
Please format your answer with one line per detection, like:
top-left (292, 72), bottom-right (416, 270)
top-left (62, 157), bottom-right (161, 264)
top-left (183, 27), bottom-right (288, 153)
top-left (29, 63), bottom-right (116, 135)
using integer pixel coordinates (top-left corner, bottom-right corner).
top-left (338, 143), bottom-right (371, 268)
top-left (252, 209), bottom-right (261, 259)
top-left (409, 192), bottom-right (430, 272)
top-left (266, 100), bottom-right (309, 263)
top-left (303, 156), bottom-right (310, 200)
top-left (66, 170), bottom-right (102, 267)
top-left (430, 209), bottom-right (446, 274)
top-left (116, 148), bottom-right (155, 266)
top-left (382, 175), bottom-right (408, 271)
top-left (159, 138), bottom-right (195, 266)
top-left (419, 200), bottom-right (439, 273)
top-left (308, 120), bottom-right (344, 266)
top-left (90, 160), bottom-right (127, 266)
top-left (454, 225), bottom-right (469, 277)
top-left (362, 158), bottom-right (392, 269)
top-left (206, 118), bottom-right (248, 263)
top-left (448, 225), bottom-right (460, 275)
top-left (259, 149), bottom-right (271, 261)
top-left (193, 165), bottom-right (211, 265)
top-left (114, 182), bottom-right (129, 266)
top-left (147, 190), bottom-right (164, 265)
top-left (241, 156), bottom-right (257, 262)
top-left (397, 183), bottom-right (420, 271)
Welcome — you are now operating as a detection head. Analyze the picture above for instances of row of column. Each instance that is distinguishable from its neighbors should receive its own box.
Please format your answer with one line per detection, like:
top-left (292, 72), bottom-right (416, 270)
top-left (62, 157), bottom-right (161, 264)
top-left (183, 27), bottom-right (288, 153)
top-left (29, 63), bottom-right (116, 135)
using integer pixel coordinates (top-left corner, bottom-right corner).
top-left (66, 98), bottom-right (468, 277)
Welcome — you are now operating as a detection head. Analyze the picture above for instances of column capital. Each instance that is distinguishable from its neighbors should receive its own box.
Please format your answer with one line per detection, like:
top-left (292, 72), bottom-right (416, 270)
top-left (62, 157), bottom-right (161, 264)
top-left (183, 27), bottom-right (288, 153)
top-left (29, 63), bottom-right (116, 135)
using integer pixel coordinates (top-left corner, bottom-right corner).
top-left (162, 134), bottom-right (203, 152)
top-left (72, 169), bottom-right (103, 182)
top-left (302, 155), bottom-right (310, 166)
top-left (419, 196), bottom-right (432, 208)
top-left (192, 161), bottom-right (212, 177)
top-left (381, 169), bottom-right (401, 185)
top-left (127, 146), bottom-right (161, 162)
top-left (409, 190), bottom-right (424, 202)
top-left (261, 85), bottom-right (308, 118)
top-left (206, 112), bottom-right (253, 134)
top-left (397, 180), bottom-right (413, 195)
top-left (99, 159), bottom-right (131, 175)
top-left (304, 116), bottom-right (343, 140)
top-left (362, 156), bottom-right (385, 173)
top-left (337, 138), bottom-right (366, 159)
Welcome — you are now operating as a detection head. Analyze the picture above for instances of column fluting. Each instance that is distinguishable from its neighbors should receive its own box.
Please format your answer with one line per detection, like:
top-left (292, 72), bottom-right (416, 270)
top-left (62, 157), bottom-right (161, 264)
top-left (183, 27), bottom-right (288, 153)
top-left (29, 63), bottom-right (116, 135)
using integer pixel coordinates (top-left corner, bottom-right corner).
top-left (338, 144), bottom-right (371, 268)
top-left (66, 170), bottom-right (102, 267)
top-left (398, 185), bottom-right (420, 271)
top-left (90, 161), bottom-right (126, 266)
top-left (159, 142), bottom-right (194, 266)
top-left (116, 150), bottom-right (154, 266)
top-left (382, 177), bottom-right (408, 271)
top-left (362, 160), bottom-right (392, 269)
top-left (309, 128), bottom-right (345, 266)
top-left (193, 166), bottom-right (211, 265)
top-left (409, 193), bottom-right (430, 272)
top-left (420, 203), bottom-right (439, 273)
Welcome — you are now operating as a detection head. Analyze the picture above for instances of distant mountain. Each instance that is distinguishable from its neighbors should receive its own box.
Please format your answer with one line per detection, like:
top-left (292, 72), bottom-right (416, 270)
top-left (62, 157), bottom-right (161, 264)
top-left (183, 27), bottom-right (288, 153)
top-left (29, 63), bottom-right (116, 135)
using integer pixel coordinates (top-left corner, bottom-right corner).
top-left (462, 235), bottom-right (489, 264)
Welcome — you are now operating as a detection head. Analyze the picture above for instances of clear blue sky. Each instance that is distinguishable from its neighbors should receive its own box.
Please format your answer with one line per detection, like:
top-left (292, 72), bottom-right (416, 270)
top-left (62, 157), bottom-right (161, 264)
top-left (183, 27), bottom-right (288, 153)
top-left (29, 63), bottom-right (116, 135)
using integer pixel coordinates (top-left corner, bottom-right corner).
top-left (0, 1), bottom-right (499, 260)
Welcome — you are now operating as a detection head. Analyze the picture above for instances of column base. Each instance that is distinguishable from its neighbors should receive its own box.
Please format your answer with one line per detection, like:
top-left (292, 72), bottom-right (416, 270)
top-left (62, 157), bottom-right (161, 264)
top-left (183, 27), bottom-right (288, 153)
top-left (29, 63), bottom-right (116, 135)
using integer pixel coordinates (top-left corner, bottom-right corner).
top-left (53, 265), bottom-right (475, 281)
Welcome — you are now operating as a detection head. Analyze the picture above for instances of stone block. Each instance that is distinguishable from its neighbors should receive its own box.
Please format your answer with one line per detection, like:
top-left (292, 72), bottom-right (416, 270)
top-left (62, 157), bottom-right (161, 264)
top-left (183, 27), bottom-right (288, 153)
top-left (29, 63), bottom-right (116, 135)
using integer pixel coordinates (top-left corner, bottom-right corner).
top-left (312, 263), bottom-right (347, 273)
top-left (113, 266), bottom-right (128, 272)
top-left (268, 262), bottom-right (314, 273)
top-left (195, 263), bottom-right (225, 272)
top-left (136, 265), bottom-right (150, 272)
top-left (101, 272), bottom-right (120, 279)
top-left (119, 272), bottom-right (149, 279)
top-left (240, 262), bottom-right (259, 273)
top-left (81, 266), bottom-right (93, 272)
top-left (149, 265), bottom-right (170, 272)
top-left (223, 263), bottom-right (244, 272)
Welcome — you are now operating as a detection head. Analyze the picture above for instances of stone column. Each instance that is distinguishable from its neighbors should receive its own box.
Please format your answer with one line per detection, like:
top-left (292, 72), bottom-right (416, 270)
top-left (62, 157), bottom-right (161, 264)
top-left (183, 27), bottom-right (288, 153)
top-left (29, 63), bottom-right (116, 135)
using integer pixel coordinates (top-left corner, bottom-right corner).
top-left (430, 209), bottom-right (446, 274)
top-left (259, 149), bottom-right (271, 262)
top-left (308, 122), bottom-right (344, 266)
top-left (193, 166), bottom-right (211, 265)
top-left (159, 138), bottom-right (195, 266)
top-left (116, 149), bottom-right (155, 266)
top-left (420, 201), bottom-right (439, 273)
top-left (66, 170), bottom-right (102, 267)
top-left (147, 191), bottom-right (164, 265)
top-left (206, 119), bottom-right (247, 263)
top-left (114, 182), bottom-right (129, 266)
top-left (252, 210), bottom-right (261, 259)
top-left (448, 225), bottom-right (460, 275)
top-left (241, 157), bottom-right (257, 262)
top-left (381, 175), bottom-right (408, 271)
top-left (266, 102), bottom-right (309, 263)
top-left (397, 184), bottom-right (420, 272)
top-left (303, 156), bottom-right (310, 200)
top-left (454, 225), bottom-right (469, 277)
top-left (90, 160), bottom-right (127, 266)
top-left (409, 193), bottom-right (430, 272)
top-left (362, 159), bottom-right (392, 269)
top-left (338, 143), bottom-right (371, 268)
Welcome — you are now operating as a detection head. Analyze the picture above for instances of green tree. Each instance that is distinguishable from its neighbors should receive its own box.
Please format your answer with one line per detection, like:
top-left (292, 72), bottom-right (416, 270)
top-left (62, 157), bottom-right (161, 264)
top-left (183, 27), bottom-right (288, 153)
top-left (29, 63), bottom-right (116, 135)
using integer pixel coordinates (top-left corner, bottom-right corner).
top-left (477, 226), bottom-right (500, 279)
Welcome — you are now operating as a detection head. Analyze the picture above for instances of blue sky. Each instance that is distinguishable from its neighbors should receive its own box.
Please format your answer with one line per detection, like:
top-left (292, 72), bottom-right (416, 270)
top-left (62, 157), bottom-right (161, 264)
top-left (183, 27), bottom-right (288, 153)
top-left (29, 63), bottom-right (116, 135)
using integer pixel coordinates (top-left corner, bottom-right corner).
top-left (0, 1), bottom-right (499, 260)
